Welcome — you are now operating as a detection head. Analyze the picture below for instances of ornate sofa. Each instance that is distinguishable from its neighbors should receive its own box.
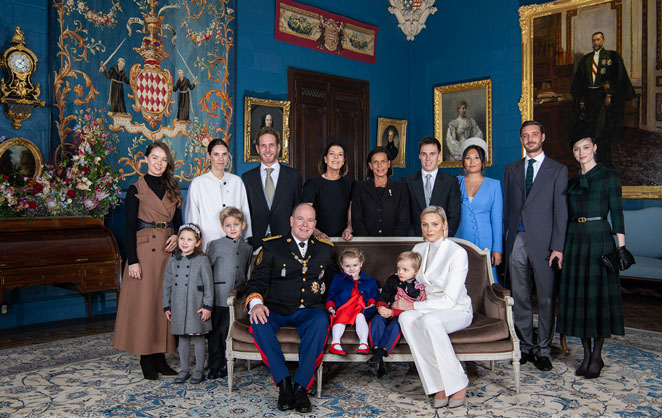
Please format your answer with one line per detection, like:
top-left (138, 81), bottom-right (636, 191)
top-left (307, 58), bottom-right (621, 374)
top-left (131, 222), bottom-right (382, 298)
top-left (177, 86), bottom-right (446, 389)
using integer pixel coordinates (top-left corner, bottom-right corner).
top-left (226, 237), bottom-right (521, 396)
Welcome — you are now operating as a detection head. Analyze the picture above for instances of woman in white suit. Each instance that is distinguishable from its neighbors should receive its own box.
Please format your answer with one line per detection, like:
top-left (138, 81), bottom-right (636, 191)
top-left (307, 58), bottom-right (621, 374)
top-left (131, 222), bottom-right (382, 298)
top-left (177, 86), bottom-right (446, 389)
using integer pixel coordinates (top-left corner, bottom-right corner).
top-left (393, 205), bottom-right (473, 408)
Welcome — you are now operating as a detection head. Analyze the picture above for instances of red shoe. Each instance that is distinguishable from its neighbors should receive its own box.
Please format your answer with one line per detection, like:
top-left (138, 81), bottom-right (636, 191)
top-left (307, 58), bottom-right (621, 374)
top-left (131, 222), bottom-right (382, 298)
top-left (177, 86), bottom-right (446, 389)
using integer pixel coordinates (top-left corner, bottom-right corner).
top-left (356, 343), bottom-right (370, 354)
top-left (328, 343), bottom-right (347, 355)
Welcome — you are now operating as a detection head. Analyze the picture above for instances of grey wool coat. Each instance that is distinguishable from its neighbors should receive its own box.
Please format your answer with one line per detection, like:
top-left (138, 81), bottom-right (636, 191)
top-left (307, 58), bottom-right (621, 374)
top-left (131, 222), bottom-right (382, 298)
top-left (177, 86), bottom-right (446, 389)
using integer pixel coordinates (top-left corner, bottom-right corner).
top-left (162, 253), bottom-right (214, 335)
top-left (206, 236), bottom-right (253, 307)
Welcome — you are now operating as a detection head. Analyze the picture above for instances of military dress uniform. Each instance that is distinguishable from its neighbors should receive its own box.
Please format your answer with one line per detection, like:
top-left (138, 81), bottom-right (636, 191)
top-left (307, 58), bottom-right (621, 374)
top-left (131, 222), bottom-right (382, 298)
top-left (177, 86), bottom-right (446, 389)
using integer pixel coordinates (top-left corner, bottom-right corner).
top-left (246, 234), bottom-right (334, 390)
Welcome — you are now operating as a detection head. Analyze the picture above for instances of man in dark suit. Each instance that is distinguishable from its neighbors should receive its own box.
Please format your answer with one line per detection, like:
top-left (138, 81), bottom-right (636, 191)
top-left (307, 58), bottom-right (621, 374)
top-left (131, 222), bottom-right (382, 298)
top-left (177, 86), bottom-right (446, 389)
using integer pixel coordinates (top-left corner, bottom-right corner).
top-left (503, 121), bottom-right (568, 372)
top-left (246, 204), bottom-right (334, 413)
top-left (242, 126), bottom-right (302, 248)
top-left (570, 31), bottom-right (635, 167)
top-left (403, 137), bottom-right (461, 236)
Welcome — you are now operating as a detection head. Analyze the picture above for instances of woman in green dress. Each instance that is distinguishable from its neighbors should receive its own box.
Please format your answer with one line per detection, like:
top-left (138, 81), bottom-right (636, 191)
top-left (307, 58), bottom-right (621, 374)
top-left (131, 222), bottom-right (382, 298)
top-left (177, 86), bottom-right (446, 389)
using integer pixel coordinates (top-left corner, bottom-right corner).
top-left (557, 129), bottom-right (626, 379)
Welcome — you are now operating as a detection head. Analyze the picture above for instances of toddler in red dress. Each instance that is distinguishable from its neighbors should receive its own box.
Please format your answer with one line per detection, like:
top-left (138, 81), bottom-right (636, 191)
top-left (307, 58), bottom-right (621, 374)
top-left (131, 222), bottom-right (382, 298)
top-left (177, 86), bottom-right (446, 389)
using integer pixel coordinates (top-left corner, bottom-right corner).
top-left (325, 248), bottom-right (378, 355)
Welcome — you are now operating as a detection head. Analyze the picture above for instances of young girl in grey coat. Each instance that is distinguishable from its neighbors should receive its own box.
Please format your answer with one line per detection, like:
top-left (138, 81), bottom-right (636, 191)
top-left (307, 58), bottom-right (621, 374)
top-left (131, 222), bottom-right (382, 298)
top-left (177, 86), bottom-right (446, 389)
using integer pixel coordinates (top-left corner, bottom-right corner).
top-left (163, 223), bottom-right (214, 384)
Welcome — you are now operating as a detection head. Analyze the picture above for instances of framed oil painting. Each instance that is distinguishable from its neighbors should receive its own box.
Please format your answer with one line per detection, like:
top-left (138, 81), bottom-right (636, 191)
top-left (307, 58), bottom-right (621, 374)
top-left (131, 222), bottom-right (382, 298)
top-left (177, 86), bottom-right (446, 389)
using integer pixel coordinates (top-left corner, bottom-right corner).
top-left (434, 78), bottom-right (492, 168)
top-left (519, 0), bottom-right (662, 198)
top-left (243, 97), bottom-right (291, 163)
top-left (0, 137), bottom-right (43, 186)
top-left (377, 117), bottom-right (407, 168)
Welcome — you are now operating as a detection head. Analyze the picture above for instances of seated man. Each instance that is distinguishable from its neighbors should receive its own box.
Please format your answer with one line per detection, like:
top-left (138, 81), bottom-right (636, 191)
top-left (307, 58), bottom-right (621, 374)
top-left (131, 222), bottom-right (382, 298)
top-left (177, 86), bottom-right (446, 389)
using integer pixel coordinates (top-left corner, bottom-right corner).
top-left (246, 203), bottom-right (334, 413)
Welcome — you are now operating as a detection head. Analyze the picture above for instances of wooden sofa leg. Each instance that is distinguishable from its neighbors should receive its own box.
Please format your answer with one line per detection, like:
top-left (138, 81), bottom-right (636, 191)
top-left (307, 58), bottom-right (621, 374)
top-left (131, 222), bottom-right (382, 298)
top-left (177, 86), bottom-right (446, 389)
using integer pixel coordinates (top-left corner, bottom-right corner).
top-left (560, 334), bottom-right (569, 355)
top-left (316, 364), bottom-right (323, 398)
top-left (489, 360), bottom-right (494, 371)
top-left (227, 359), bottom-right (234, 394)
top-left (514, 360), bottom-right (520, 393)
top-left (247, 359), bottom-right (251, 370)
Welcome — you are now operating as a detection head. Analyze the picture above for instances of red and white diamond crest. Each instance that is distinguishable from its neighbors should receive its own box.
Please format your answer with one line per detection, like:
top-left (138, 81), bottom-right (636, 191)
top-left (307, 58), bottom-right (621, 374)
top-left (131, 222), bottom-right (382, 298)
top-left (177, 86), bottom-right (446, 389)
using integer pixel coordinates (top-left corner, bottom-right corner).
top-left (128, 64), bottom-right (174, 128)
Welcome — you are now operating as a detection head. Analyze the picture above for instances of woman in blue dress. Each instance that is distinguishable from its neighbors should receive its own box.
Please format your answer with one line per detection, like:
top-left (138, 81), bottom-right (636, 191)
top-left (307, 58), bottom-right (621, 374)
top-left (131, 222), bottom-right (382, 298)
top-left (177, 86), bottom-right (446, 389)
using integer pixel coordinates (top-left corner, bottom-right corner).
top-left (455, 137), bottom-right (503, 283)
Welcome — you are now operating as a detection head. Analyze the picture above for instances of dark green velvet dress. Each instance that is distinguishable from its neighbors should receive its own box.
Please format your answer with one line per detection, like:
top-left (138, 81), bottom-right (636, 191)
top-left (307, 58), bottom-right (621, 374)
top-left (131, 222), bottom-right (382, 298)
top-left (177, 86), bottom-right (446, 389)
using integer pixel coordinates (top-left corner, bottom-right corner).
top-left (557, 164), bottom-right (625, 338)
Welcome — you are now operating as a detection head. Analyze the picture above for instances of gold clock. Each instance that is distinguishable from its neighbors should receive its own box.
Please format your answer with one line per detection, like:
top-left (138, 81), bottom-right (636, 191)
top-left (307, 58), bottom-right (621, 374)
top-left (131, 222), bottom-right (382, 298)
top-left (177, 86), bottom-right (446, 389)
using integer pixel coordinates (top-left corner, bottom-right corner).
top-left (0, 27), bottom-right (44, 129)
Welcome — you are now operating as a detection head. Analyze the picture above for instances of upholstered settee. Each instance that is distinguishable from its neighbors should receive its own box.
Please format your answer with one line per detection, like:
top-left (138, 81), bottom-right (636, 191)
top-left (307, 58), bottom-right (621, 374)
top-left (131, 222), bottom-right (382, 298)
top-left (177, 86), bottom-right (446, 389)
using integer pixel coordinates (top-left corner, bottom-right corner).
top-left (620, 207), bottom-right (662, 291)
top-left (226, 237), bottom-right (521, 396)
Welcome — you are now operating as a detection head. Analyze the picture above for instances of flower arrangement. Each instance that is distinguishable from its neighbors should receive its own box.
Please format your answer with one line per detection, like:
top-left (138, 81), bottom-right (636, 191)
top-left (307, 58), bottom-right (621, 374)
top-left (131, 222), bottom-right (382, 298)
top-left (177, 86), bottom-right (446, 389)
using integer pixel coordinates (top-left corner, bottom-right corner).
top-left (66, 0), bottom-right (122, 29)
top-left (0, 108), bottom-right (122, 218)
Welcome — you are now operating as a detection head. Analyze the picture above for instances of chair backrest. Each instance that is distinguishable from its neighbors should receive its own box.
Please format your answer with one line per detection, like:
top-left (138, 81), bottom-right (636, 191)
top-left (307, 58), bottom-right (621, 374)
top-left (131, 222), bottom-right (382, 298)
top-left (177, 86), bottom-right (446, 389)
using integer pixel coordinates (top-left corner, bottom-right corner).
top-left (331, 237), bottom-right (492, 314)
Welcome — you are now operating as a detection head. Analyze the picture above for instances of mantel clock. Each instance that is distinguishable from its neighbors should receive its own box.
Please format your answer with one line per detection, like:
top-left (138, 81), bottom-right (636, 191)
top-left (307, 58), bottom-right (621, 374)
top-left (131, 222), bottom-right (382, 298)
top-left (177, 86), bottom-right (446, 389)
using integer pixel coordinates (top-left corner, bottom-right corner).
top-left (0, 27), bottom-right (45, 129)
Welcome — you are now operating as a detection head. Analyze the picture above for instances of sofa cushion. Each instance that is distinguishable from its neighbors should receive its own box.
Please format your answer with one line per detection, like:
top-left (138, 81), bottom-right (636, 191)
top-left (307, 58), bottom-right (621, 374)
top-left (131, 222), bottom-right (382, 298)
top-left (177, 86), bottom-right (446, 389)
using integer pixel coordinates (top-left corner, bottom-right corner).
top-left (624, 207), bottom-right (662, 259)
top-left (622, 256), bottom-right (662, 280)
top-left (230, 312), bottom-right (509, 351)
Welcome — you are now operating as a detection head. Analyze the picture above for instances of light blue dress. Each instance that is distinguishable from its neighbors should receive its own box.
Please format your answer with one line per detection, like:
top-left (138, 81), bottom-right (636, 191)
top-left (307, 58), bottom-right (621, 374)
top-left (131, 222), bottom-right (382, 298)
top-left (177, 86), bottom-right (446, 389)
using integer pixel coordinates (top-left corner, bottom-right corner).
top-left (456, 176), bottom-right (503, 283)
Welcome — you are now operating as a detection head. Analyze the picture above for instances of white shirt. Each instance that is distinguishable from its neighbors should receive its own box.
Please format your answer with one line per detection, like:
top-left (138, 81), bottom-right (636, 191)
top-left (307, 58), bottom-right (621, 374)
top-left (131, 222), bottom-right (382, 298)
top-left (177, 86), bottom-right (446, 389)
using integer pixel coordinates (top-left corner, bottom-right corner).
top-left (260, 162), bottom-right (280, 193)
top-left (185, 171), bottom-right (253, 251)
top-left (524, 152), bottom-right (545, 183)
top-left (293, 236), bottom-right (308, 256)
top-left (421, 168), bottom-right (438, 188)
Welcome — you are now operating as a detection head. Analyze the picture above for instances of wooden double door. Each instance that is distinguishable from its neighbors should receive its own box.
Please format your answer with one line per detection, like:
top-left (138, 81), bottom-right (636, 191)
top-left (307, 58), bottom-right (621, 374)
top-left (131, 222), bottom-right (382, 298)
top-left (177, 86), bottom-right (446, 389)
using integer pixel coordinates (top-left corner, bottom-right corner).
top-left (287, 68), bottom-right (369, 182)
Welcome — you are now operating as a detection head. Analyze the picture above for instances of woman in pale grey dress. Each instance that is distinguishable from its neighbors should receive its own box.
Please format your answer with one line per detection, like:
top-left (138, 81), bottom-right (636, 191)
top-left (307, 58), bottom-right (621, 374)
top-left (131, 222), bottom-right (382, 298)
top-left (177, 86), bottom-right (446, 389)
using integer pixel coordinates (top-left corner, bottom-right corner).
top-left (446, 100), bottom-right (483, 160)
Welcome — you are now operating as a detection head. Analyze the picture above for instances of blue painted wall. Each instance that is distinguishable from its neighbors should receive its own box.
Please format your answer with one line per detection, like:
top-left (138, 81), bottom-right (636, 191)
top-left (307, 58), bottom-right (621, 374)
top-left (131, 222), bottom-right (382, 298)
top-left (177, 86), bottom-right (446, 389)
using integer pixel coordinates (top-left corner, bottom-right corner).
top-left (234, 0), bottom-right (411, 179)
top-left (1, 0), bottom-right (660, 329)
top-left (0, 0), bottom-right (50, 159)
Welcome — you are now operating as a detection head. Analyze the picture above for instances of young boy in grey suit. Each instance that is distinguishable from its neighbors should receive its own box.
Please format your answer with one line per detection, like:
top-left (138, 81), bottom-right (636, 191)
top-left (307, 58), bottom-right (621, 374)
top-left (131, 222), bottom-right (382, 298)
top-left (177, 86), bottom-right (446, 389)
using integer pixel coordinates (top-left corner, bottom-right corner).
top-left (206, 206), bottom-right (253, 379)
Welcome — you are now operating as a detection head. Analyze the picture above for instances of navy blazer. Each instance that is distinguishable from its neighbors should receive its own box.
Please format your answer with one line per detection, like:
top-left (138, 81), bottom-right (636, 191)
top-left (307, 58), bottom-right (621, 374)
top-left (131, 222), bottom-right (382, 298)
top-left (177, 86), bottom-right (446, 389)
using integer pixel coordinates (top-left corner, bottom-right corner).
top-left (325, 271), bottom-right (379, 314)
top-left (403, 169), bottom-right (462, 237)
top-left (242, 164), bottom-right (302, 248)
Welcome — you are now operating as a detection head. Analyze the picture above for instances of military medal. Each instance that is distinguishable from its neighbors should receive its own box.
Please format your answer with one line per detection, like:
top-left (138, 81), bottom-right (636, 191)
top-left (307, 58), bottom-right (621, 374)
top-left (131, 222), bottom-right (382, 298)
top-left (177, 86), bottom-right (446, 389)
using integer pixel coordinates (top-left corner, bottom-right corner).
top-left (320, 282), bottom-right (326, 294)
top-left (290, 252), bottom-right (311, 275)
top-left (281, 264), bottom-right (287, 277)
top-left (311, 281), bottom-right (319, 294)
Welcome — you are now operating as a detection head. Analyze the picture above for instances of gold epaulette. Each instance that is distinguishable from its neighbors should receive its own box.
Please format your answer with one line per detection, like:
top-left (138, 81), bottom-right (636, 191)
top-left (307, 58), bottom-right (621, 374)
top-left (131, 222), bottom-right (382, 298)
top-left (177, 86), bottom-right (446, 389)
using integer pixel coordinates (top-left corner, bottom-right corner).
top-left (262, 235), bottom-right (282, 241)
top-left (316, 237), bottom-right (334, 246)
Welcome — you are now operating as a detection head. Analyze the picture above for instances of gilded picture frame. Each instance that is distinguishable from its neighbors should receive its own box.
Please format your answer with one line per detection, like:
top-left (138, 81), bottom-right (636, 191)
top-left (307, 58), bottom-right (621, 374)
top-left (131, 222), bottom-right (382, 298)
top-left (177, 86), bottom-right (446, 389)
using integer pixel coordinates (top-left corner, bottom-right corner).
top-left (377, 117), bottom-right (407, 168)
top-left (243, 97), bottom-right (291, 163)
top-left (434, 79), bottom-right (492, 168)
top-left (0, 137), bottom-right (43, 185)
top-left (519, 0), bottom-right (662, 199)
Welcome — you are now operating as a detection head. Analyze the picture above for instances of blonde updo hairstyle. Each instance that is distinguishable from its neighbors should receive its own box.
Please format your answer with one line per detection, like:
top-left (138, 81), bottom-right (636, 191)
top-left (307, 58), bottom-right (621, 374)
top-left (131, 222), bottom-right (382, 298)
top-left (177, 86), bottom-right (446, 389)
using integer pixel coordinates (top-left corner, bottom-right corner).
top-left (420, 205), bottom-right (449, 240)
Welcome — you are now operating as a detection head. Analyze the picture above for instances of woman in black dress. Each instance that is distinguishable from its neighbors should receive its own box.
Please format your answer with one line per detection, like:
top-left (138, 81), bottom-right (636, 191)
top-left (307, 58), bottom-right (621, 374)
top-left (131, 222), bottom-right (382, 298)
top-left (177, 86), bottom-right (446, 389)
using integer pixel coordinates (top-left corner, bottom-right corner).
top-left (557, 130), bottom-right (627, 379)
top-left (351, 147), bottom-right (410, 236)
top-left (303, 141), bottom-right (354, 241)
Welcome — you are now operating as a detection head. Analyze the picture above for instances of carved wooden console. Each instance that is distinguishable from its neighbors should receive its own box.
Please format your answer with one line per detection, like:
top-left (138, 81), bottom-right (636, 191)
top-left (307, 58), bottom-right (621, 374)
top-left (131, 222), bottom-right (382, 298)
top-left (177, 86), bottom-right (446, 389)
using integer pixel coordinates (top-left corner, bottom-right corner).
top-left (0, 217), bottom-right (121, 316)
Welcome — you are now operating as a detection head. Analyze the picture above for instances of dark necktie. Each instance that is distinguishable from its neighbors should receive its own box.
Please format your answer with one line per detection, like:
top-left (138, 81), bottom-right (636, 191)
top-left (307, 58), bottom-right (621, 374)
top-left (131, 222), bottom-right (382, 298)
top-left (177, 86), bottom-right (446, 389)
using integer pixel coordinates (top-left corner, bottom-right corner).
top-left (525, 159), bottom-right (535, 197)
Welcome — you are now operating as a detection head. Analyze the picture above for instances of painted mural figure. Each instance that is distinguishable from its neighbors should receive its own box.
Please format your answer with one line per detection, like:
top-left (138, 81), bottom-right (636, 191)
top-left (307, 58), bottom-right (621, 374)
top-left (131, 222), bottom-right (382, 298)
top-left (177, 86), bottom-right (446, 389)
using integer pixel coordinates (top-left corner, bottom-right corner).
top-left (174, 69), bottom-right (198, 121)
top-left (446, 100), bottom-right (483, 161)
top-left (99, 58), bottom-right (130, 114)
top-left (570, 31), bottom-right (636, 168)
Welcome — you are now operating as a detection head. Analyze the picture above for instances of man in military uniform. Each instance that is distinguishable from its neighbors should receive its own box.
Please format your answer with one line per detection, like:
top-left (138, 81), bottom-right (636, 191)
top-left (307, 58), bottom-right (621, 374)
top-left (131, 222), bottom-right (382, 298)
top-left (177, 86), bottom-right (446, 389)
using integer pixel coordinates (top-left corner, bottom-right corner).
top-left (570, 31), bottom-right (635, 167)
top-left (246, 203), bottom-right (334, 413)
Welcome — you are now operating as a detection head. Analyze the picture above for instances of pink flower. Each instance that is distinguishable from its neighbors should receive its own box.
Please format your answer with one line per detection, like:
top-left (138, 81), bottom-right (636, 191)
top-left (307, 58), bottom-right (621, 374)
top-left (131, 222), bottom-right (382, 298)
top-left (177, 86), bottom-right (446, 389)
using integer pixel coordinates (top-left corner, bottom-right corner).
top-left (83, 198), bottom-right (98, 210)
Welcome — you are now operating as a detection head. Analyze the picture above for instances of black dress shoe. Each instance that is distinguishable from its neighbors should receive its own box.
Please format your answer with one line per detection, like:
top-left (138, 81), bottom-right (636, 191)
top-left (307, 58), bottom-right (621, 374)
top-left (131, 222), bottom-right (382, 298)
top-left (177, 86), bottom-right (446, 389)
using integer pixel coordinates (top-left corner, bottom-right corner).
top-left (293, 383), bottom-right (312, 413)
top-left (277, 376), bottom-right (295, 411)
top-left (139, 355), bottom-right (158, 380)
top-left (153, 353), bottom-right (177, 375)
top-left (520, 351), bottom-right (534, 365)
top-left (534, 355), bottom-right (553, 371)
top-left (207, 367), bottom-right (228, 380)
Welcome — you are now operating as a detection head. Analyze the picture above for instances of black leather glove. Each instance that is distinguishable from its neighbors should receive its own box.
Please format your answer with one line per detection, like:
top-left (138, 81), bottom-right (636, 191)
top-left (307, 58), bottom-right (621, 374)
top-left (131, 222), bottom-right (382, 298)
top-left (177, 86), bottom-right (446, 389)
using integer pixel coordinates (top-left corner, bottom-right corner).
top-left (617, 246), bottom-right (635, 271)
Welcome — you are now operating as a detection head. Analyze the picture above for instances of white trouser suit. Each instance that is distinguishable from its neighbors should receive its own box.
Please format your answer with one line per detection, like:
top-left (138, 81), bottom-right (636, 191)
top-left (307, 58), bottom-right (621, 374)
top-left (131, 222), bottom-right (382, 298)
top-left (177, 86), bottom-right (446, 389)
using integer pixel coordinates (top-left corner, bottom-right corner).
top-left (399, 239), bottom-right (473, 396)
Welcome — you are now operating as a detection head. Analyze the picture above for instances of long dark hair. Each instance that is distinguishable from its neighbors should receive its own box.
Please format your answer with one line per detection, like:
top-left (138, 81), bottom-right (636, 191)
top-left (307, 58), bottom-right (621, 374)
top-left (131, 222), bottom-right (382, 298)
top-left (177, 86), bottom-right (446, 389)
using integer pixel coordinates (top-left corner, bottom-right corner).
top-left (145, 141), bottom-right (182, 207)
top-left (318, 141), bottom-right (348, 176)
top-left (462, 145), bottom-right (486, 172)
top-left (365, 147), bottom-right (392, 178)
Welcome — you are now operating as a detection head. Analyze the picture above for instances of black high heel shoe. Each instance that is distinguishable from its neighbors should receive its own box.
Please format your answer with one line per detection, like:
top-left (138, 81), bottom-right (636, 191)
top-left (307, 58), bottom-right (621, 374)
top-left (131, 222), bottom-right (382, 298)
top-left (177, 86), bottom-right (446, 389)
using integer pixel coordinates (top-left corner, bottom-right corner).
top-left (584, 359), bottom-right (604, 379)
top-left (140, 355), bottom-right (158, 380)
top-left (153, 353), bottom-right (177, 375)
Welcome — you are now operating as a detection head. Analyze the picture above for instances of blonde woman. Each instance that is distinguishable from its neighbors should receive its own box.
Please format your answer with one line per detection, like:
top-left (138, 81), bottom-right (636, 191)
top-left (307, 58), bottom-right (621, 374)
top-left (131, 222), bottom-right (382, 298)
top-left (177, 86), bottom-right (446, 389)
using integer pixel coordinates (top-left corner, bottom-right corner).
top-left (394, 205), bottom-right (472, 408)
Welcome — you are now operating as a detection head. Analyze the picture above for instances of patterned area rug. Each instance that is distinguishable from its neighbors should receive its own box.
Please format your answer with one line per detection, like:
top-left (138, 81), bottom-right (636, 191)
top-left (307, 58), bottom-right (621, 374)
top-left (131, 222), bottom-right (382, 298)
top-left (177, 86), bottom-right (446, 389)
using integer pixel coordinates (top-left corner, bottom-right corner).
top-left (1, 329), bottom-right (660, 417)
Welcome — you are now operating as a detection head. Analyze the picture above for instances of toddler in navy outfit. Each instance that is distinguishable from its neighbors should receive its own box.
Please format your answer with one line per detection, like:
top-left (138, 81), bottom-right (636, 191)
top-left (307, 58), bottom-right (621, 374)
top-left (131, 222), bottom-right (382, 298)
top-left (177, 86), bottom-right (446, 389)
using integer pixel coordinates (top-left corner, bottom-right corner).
top-left (368, 251), bottom-right (426, 377)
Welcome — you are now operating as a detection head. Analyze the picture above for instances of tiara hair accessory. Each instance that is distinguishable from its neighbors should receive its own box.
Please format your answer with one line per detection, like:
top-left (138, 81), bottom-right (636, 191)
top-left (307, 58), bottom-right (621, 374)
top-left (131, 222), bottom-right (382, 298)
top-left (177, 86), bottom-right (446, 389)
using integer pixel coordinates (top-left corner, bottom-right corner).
top-left (179, 223), bottom-right (201, 236)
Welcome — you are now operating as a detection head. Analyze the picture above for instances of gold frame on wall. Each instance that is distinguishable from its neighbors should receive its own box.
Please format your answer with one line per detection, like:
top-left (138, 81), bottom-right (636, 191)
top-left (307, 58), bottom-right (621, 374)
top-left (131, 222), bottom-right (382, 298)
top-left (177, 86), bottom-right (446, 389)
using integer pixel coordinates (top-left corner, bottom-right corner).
top-left (243, 97), bottom-right (291, 163)
top-left (0, 137), bottom-right (43, 183)
top-left (434, 79), bottom-right (492, 168)
top-left (519, 0), bottom-right (662, 199)
top-left (377, 117), bottom-right (407, 168)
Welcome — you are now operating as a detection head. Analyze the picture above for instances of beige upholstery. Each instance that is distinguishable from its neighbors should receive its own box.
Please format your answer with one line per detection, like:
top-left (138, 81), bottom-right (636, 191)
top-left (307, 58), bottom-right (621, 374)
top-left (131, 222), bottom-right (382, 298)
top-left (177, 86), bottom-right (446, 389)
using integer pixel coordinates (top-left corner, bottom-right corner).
top-left (226, 237), bottom-right (521, 396)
